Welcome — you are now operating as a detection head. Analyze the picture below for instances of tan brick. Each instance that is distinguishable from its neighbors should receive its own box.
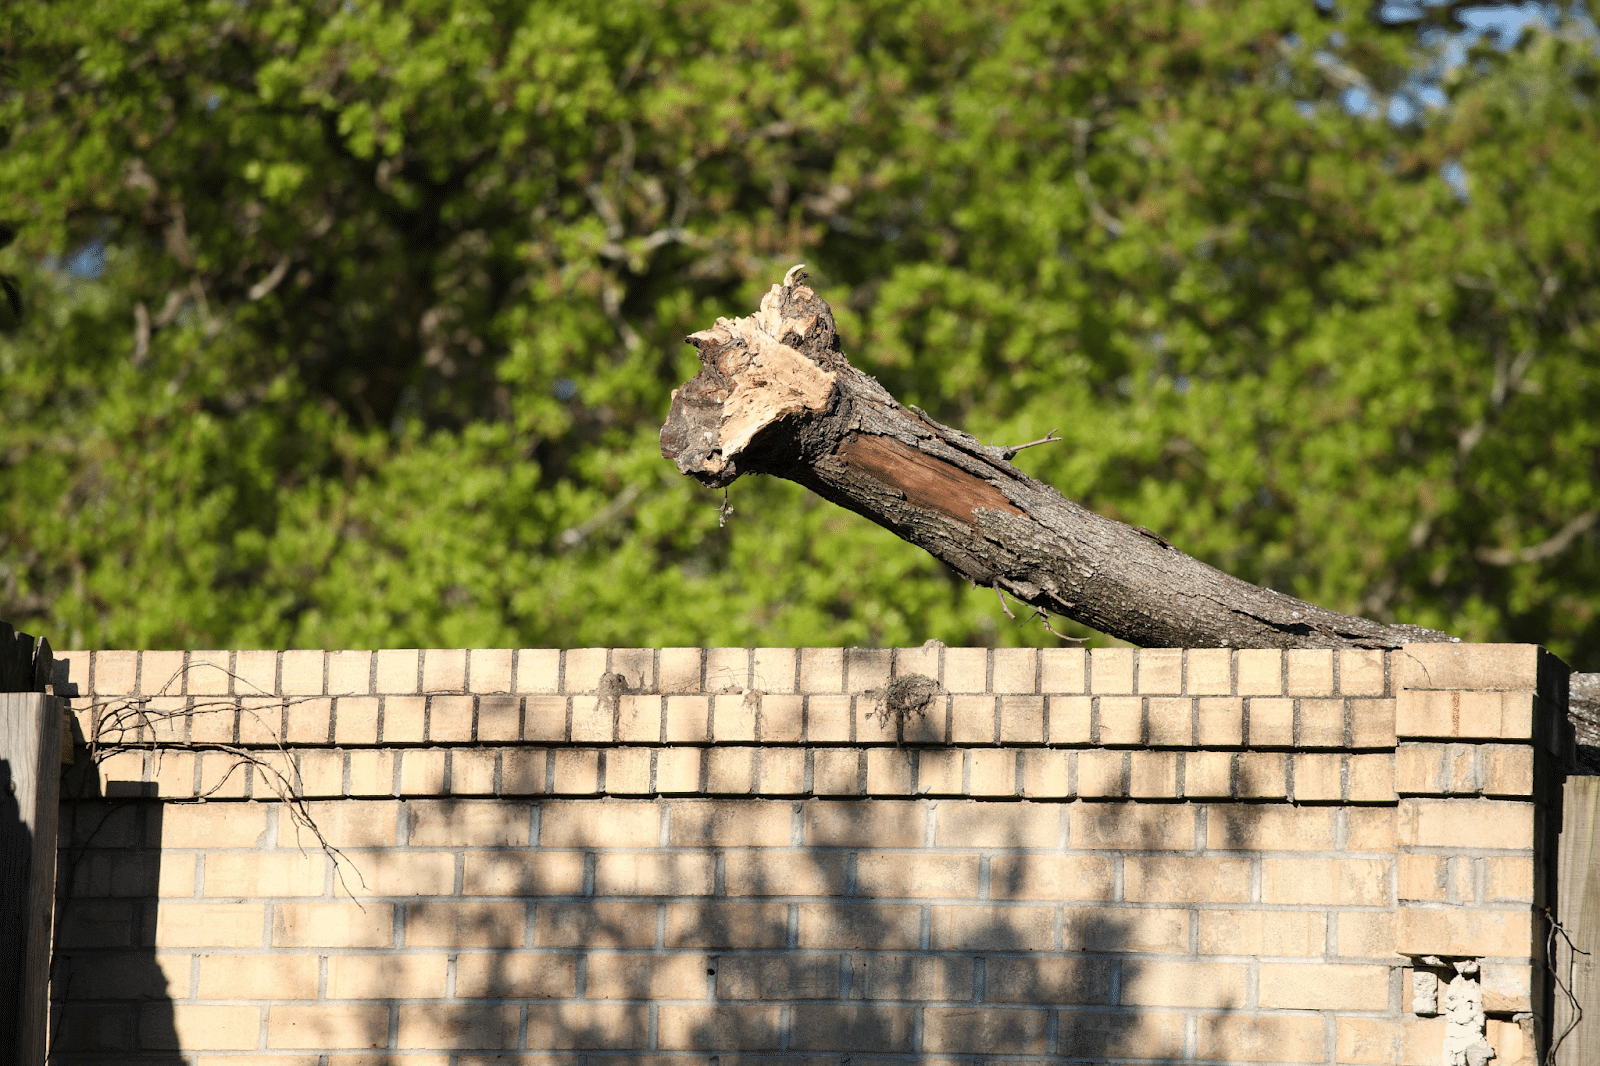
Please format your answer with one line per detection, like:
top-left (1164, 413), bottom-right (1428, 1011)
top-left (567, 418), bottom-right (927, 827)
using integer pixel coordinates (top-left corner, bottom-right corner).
top-left (1398, 642), bottom-right (1542, 690)
top-left (1396, 688), bottom-right (1534, 740)
top-left (701, 647), bottom-right (747, 691)
top-left (652, 748), bottom-right (699, 795)
top-left (612, 649), bottom-right (655, 690)
top-left (188, 698), bottom-right (238, 744)
top-left (1129, 751), bottom-right (1177, 798)
top-left (595, 853), bottom-right (714, 896)
top-left (1070, 906), bottom-right (1183, 953)
top-left (1137, 648), bottom-right (1183, 694)
top-left (205, 853), bottom-right (324, 897)
top-left (184, 651), bottom-right (232, 696)
top-left (326, 696), bottom-right (376, 746)
top-left (1184, 751), bottom-right (1232, 799)
top-left (513, 648), bottom-right (560, 694)
top-left (272, 903), bottom-right (392, 948)
top-left (1340, 1016), bottom-right (1448, 1066)
top-left (1263, 858), bottom-right (1388, 906)
top-left (1145, 697), bottom-right (1191, 746)
top-left (1199, 909), bottom-right (1325, 957)
top-left (989, 647), bottom-right (1035, 693)
top-left (989, 856), bottom-right (1113, 901)
top-left (463, 851), bottom-right (583, 896)
top-left (1261, 962), bottom-right (1390, 1010)
top-left (1040, 648), bottom-right (1086, 693)
top-left (1124, 857), bottom-right (1249, 903)
top-left (968, 748), bottom-right (1015, 796)
top-left (1206, 804), bottom-right (1334, 850)
top-left (398, 749), bottom-right (446, 794)
top-left (281, 698), bottom-right (330, 744)
top-left (757, 693), bottom-right (804, 743)
top-left (938, 801), bottom-right (1059, 848)
top-left (937, 647), bottom-right (982, 693)
top-left (1336, 911), bottom-right (1396, 958)
top-left (277, 650), bottom-right (323, 696)
top-left (797, 647), bottom-right (842, 693)
top-left (268, 1004), bottom-right (390, 1050)
top-left (852, 954), bottom-right (972, 1003)
top-left (551, 748), bottom-right (601, 794)
top-left (719, 955), bottom-right (839, 1000)
top-left (749, 646), bottom-right (795, 693)
top-left (587, 954), bottom-right (707, 999)
top-left (405, 901), bottom-right (524, 947)
top-left (659, 1004), bottom-right (781, 1050)
top-left (856, 854), bottom-right (979, 898)
top-left (232, 697), bottom-right (279, 747)
top-left (151, 750), bottom-right (196, 797)
top-left (453, 953), bottom-right (572, 998)
top-left (712, 693), bottom-right (758, 742)
top-left (1089, 648), bottom-right (1135, 693)
top-left (293, 800), bottom-right (396, 848)
top-left (1348, 753), bottom-right (1395, 802)
top-left (223, 649), bottom-right (272, 696)
top-left (665, 901), bottom-right (788, 948)
top-left (161, 803), bottom-right (268, 848)
top-left (1197, 1014), bottom-right (1325, 1062)
top-left (147, 1004), bottom-right (260, 1049)
top-left (1484, 744), bottom-right (1535, 795)
top-left (1285, 648), bottom-right (1334, 695)
top-left (342, 850), bottom-right (454, 898)
top-left (1396, 906), bottom-right (1532, 957)
top-left (946, 695), bottom-right (992, 745)
top-left (397, 1005), bottom-right (518, 1049)
top-left (1098, 695), bottom-right (1142, 745)
top-left (1072, 802), bottom-right (1193, 850)
top-left (318, 650), bottom-right (366, 696)
top-left (725, 851), bottom-right (848, 896)
top-left (998, 695), bottom-right (1044, 744)
top-left (94, 649), bottom-right (140, 694)
top-left (329, 954), bottom-right (448, 998)
top-left (1337, 648), bottom-right (1386, 696)
top-left (570, 695), bottom-right (612, 744)
top-left (1188, 699), bottom-right (1242, 749)
top-left (540, 799), bottom-right (656, 847)
top-left (654, 695), bottom-right (703, 743)
top-left (381, 695), bottom-right (426, 743)
top-left (1237, 649), bottom-right (1283, 695)
top-left (705, 747), bottom-right (754, 795)
top-left (1346, 805), bottom-right (1397, 851)
top-left (418, 648), bottom-right (465, 693)
top-left (297, 749), bottom-right (344, 797)
top-left (1047, 695), bottom-right (1092, 744)
top-left (158, 852), bottom-right (198, 897)
top-left (867, 749), bottom-right (914, 795)
top-left (139, 650), bottom-right (186, 695)
top-left (371, 648), bottom-right (418, 694)
top-left (916, 749), bottom-right (961, 795)
top-left (798, 903), bottom-right (920, 948)
top-left (924, 1006), bottom-right (1043, 1054)
top-left (1122, 962), bottom-right (1246, 1008)
top-left (466, 697), bottom-right (518, 744)
top-left (525, 1003), bottom-right (647, 1049)
top-left (1486, 856), bottom-right (1534, 901)
top-left (932, 905), bottom-right (1052, 950)
top-left (806, 799), bottom-right (923, 847)
top-left (1293, 752), bottom-right (1343, 802)
top-left (196, 954), bottom-right (317, 999)
top-left (814, 748), bottom-right (861, 795)
top-left (801, 694), bottom-right (848, 743)
top-left (1237, 752), bottom-right (1287, 799)
top-left (605, 747), bottom-right (653, 796)
top-left (1021, 749), bottom-right (1070, 798)
top-left (1398, 797), bottom-right (1533, 848)
top-left (339, 750), bottom-right (390, 797)
top-left (425, 694), bottom-right (471, 742)
top-left (1299, 698), bottom-right (1344, 747)
top-left (891, 644), bottom-right (939, 682)
top-left (1247, 697), bottom-right (1293, 747)
top-left (1183, 648), bottom-right (1229, 695)
top-left (677, 800), bottom-right (793, 846)
top-left (1398, 853), bottom-right (1448, 901)
top-left (1348, 698), bottom-right (1396, 748)
top-left (984, 957), bottom-right (1111, 1006)
top-left (1481, 964), bottom-right (1534, 1013)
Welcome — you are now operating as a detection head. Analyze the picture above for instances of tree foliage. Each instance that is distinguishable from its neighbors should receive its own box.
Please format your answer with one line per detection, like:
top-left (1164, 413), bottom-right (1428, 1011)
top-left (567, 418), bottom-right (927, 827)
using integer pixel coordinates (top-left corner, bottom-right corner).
top-left (1, 0), bottom-right (1597, 665)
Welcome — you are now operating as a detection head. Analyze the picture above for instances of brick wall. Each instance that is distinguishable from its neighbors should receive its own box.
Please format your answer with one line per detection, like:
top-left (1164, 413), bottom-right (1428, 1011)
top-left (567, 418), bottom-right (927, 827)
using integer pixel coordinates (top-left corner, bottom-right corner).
top-left (49, 644), bottom-right (1570, 1065)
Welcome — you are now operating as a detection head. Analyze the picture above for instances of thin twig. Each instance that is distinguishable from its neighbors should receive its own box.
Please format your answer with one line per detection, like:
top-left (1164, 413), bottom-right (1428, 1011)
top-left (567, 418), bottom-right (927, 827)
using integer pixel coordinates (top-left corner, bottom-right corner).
top-left (1000, 429), bottom-right (1062, 460)
top-left (1035, 608), bottom-right (1091, 643)
top-left (1545, 905), bottom-right (1589, 1066)
top-left (995, 583), bottom-right (1017, 620)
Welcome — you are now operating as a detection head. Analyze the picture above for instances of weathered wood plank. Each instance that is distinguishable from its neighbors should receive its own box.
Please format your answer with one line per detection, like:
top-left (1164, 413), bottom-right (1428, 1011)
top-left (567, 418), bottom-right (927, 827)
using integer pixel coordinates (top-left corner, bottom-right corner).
top-left (1555, 775), bottom-right (1600, 1065)
top-left (0, 692), bottom-right (62, 1065)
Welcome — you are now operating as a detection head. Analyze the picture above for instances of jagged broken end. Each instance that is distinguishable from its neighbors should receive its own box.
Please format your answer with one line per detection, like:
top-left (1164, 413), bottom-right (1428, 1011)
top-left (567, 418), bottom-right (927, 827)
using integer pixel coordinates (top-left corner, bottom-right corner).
top-left (660, 266), bottom-right (842, 487)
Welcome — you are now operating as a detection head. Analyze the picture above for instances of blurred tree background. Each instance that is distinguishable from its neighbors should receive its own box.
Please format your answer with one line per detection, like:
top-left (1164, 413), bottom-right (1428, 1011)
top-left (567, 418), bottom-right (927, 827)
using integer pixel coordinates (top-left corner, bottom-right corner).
top-left (1, 0), bottom-right (1596, 664)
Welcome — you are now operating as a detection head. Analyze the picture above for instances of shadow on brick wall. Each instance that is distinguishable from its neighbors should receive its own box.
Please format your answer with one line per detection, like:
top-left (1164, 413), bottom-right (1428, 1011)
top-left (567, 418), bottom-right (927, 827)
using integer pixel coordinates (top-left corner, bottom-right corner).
top-left (50, 775), bottom-right (185, 1063)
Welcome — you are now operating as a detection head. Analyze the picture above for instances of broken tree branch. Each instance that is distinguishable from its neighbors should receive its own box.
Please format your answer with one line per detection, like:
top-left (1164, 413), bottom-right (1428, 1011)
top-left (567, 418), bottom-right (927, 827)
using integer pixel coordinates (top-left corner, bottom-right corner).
top-left (660, 266), bottom-right (1459, 650)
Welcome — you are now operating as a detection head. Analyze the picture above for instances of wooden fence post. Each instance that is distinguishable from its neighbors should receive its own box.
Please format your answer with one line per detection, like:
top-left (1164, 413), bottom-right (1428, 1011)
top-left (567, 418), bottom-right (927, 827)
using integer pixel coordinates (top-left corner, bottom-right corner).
top-left (1555, 776), bottom-right (1599, 1065)
top-left (0, 691), bottom-right (62, 1065)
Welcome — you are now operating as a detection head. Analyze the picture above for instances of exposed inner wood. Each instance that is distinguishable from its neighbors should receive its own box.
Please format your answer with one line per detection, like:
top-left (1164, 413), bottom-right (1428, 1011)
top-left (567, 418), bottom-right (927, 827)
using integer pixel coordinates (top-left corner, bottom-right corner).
top-left (836, 433), bottom-right (1022, 526)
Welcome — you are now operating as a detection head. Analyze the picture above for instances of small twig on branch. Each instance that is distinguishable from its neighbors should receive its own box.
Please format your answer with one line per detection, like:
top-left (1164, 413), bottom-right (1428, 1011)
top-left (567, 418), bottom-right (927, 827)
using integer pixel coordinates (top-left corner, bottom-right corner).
top-left (1000, 429), bottom-right (1061, 460)
top-left (1035, 608), bottom-right (1091, 643)
top-left (995, 584), bottom-right (1017, 620)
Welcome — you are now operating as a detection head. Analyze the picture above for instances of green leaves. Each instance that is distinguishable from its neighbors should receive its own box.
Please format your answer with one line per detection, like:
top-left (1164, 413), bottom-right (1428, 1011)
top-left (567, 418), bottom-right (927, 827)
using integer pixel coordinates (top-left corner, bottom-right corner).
top-left (1, 0), bottom-right (1596, 665)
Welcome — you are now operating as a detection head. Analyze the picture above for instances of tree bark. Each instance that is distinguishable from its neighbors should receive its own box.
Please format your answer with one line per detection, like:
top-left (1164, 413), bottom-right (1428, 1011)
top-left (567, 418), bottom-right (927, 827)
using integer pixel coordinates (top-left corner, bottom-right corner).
top-left (661, 267), bottom-right (1461, 651)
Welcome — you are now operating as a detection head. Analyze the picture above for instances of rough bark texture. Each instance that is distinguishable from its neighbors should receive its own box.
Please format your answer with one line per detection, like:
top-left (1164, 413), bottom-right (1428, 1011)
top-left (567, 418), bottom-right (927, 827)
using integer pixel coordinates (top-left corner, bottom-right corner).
top-left (662, 267), bottom-right (1458, 651)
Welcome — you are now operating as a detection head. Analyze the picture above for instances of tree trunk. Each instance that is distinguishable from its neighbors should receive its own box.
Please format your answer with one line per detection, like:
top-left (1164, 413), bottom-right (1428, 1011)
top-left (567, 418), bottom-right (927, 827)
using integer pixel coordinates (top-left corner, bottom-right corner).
top-left (662, 267), bottom-right (1458, 651)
